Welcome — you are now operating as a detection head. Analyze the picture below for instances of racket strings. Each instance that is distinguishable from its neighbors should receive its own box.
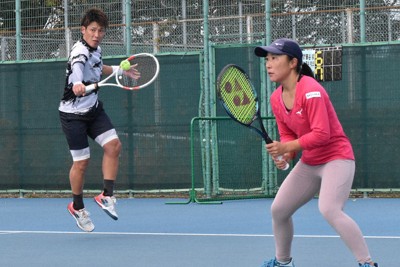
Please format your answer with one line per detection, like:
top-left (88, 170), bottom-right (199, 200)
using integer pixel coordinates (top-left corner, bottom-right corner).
top-left (118, 56), bottom-right (158, 88)
top-left (218, 68), bottom-right (257, 125)
top-left (119, 73), bottom-right (138, 87)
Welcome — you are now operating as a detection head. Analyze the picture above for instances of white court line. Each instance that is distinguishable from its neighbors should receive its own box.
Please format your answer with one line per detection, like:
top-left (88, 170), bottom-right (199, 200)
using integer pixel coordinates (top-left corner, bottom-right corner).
top-left (0, 230), bottom-right (399, 239)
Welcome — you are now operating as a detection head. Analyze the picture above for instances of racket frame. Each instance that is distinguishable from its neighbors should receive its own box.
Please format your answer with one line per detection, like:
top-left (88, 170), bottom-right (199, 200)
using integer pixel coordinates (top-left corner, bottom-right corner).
top-left (217, 64), bottom-right (289, 170)
top-left (85, 53), bottom-right (160, 92)
top-left (217, 64), bottom-right (274, 143)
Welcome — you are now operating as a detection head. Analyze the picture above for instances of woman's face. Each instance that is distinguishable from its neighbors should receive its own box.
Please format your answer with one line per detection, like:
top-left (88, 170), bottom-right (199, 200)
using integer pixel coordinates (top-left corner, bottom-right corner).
top-left (265, 53), bottom-right (297, 83)
top-left (81, 21), bottom-right (106, 48)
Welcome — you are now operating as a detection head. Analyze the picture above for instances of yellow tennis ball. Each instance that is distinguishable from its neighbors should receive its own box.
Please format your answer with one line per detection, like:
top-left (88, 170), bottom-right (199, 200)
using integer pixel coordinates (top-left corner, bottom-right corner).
top-left (120, 60), bottom-right (131, 71)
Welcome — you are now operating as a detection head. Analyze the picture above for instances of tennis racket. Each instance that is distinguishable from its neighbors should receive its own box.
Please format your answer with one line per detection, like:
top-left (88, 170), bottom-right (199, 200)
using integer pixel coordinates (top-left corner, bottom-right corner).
top-left (85, 53), bottom-right (160, 93)
top-left (216, 64), bottom-right (289, 170)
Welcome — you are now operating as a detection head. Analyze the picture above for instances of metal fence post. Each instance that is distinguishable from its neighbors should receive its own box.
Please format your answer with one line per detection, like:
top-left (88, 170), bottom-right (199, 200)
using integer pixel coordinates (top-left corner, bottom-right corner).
top-left (15, 0), bottom-right (21, 61)
top-left (125, 0), bottom-right (132, 55)
top-left (63, 0), bottom-right (71, 57)
top-left (1, 37), bottom-right (6, 61)
top-left (360, 0), bottom-right (366, 43)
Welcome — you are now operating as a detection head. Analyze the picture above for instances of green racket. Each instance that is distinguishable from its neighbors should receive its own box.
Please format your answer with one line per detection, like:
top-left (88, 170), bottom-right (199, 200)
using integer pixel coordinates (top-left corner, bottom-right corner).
top-left (216, 64), bottom-right (289, 170)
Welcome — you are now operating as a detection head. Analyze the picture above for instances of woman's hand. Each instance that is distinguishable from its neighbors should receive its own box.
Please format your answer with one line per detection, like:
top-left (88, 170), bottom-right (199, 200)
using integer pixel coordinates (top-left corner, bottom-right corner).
top-left (272, 154), bottom-right (291, 170)
top-left (266, 141), bottom-right (286, 158)
top-left (266, 141), bottom-right (293, 169)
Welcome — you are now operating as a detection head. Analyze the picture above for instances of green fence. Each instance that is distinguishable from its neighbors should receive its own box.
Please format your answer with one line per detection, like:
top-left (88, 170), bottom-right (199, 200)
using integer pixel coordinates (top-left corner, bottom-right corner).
top-left (184, 117), bottom-right (282, 204)
top-left (0, 53), bottom-right (202, 193)
top-left (232, 44), bottom-right (400, 190)
top-left (1, 44), bottom-right (400, 197)
top-left (321, 44), bottom-right (400, 189)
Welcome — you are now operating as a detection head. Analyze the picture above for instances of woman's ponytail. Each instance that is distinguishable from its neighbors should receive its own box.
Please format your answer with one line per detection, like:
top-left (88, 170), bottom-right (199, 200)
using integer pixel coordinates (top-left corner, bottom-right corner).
top-left (300, 63), bottom-right (315, 79)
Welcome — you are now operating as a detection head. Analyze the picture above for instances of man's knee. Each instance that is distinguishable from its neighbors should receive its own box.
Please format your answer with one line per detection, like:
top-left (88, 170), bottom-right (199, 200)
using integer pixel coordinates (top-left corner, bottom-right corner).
top-left (72, 159), bottom-right (90, 172)
top-left (104, 138), bottom-right (121, 157)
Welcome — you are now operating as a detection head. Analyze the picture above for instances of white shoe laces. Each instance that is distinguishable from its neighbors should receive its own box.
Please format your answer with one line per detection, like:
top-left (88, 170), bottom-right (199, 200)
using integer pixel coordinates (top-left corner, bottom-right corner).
top-left (77, 209), bottom-right (92, 225)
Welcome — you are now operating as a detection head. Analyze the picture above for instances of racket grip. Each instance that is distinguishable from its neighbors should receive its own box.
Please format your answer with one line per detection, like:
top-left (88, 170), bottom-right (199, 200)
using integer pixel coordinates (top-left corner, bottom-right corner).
top-left (85, 84), bottom-right (97, 93)
top-left (276, 155), bottom-right (290, 171)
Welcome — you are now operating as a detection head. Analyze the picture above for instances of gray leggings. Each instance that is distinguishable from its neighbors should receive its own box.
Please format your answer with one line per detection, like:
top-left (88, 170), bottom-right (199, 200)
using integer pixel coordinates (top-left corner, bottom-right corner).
top-left (271, 159), bottom-right (371, 263)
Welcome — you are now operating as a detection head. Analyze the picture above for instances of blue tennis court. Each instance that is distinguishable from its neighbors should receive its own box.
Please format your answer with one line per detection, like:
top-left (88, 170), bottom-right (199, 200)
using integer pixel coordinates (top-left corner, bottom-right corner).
top-left (0, 197), bottom-right (398, 266)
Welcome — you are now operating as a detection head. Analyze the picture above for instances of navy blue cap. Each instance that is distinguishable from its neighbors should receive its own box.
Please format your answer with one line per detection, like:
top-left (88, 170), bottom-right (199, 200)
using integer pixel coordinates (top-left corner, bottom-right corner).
top-left (254, 38), bottom-right (303, 64)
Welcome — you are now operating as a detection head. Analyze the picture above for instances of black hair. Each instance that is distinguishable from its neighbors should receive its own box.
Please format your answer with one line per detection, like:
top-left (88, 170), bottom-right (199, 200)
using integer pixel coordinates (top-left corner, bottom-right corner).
top-left (81, 8), bottom-right (109, 28)
top-left (288, 55), bottom-right (315, 79)
top-left (299, 63), bottom-right (315, 79)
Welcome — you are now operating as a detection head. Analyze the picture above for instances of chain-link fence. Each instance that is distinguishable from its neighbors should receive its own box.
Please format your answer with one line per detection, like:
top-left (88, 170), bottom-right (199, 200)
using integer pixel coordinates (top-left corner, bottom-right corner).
top-left (2, 1), bottom-right (400, 196)
top-left (1, 1), bottom-right (400, 61)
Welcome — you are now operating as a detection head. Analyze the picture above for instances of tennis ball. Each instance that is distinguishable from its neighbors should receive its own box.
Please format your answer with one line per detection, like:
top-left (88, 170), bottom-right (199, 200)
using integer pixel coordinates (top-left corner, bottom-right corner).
top-left (120, 60), bottom-right (131, 71)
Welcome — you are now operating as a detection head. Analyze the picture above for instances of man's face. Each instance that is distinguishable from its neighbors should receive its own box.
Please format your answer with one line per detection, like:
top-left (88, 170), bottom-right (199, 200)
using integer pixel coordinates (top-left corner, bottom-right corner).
top-left (81, 21), bottom-right (106, 48)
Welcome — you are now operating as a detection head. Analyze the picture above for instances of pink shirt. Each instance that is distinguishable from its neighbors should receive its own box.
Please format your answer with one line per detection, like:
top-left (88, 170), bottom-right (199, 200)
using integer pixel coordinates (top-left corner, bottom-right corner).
top-left (270, 76), bottom-right (354, 165)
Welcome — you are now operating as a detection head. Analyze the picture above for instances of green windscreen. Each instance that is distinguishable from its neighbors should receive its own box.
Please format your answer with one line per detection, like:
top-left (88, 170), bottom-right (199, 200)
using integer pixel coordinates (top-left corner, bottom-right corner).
top-left (214, 44), bottom-right (400, 190)
top-left (0, 53), bottom-right (201, 191)
top-left (1, 44), bottom-right (400, 195)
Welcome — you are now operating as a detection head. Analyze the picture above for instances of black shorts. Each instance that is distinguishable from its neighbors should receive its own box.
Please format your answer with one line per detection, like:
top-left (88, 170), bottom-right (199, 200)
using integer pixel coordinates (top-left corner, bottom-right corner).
top-left (59, 101), bottom-right (117, 151)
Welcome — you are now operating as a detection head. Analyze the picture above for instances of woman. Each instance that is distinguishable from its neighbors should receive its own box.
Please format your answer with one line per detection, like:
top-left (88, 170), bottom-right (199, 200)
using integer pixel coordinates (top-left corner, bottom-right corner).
top-left (254, 38), bottom-right (378, 267)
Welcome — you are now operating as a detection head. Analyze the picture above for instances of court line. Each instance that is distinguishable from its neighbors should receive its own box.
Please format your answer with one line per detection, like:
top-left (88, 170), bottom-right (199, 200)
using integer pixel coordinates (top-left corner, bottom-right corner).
top-left (0, 230), bottom-right (399, 239)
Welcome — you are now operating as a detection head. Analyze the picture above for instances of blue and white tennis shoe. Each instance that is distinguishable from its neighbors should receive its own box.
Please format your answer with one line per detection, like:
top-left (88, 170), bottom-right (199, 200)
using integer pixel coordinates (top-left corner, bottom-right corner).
top-left (359, 263), bottom-right (378, 267)
top-left (261, 258), bottom-right (294, 267)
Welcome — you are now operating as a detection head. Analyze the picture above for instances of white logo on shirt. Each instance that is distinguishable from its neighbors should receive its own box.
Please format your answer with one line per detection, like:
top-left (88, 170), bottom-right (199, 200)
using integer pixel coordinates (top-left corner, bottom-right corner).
top-left (305, 91), bottom-right (321, 99)
top-left (296, 108), bottom-right (303, 116)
